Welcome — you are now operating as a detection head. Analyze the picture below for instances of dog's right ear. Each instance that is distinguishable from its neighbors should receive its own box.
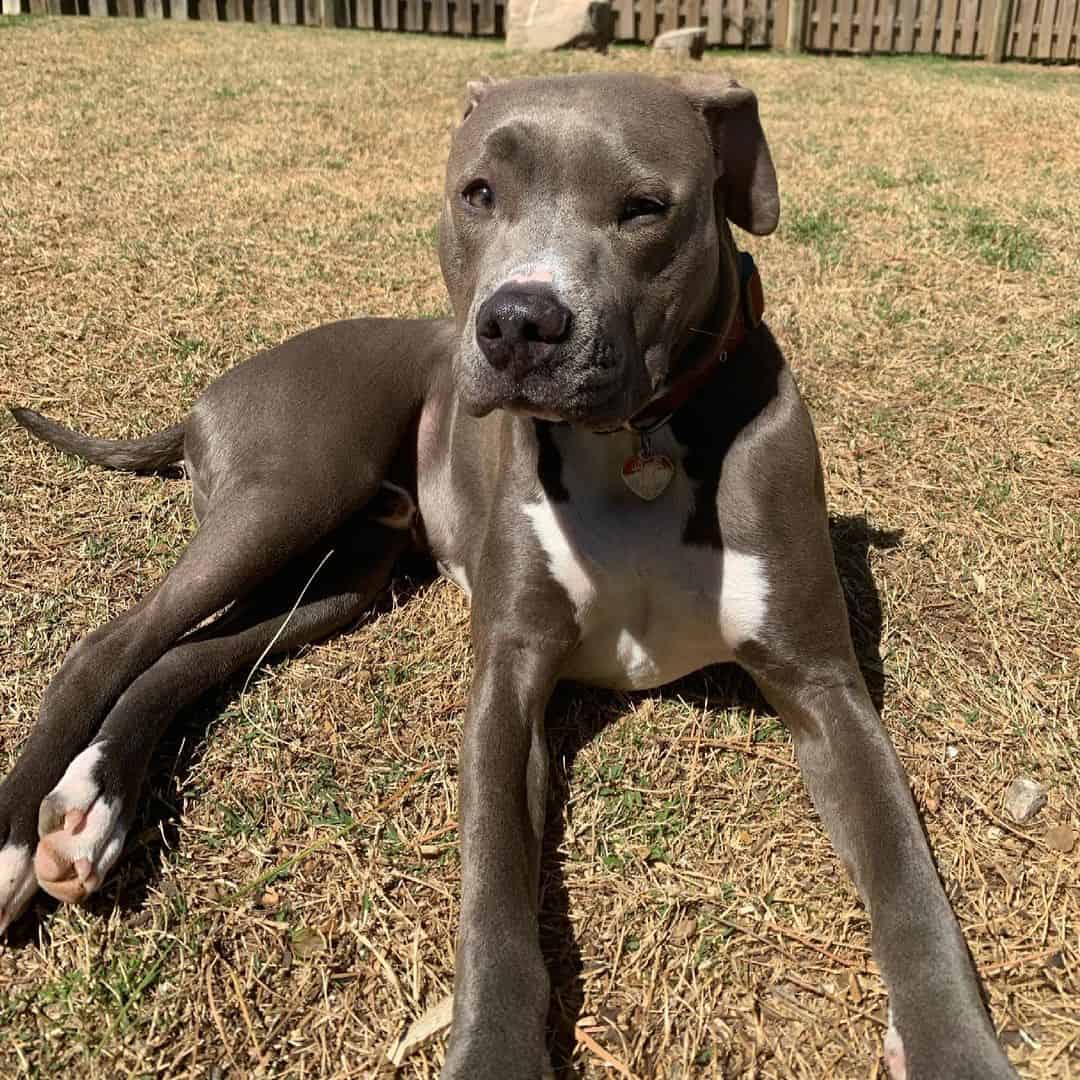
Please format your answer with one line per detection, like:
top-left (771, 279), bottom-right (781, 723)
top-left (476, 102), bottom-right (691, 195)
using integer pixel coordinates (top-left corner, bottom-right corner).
top-left (462, 78), bottom-right (503, 120)
top-left (670, 75), bottom-right (779, 236)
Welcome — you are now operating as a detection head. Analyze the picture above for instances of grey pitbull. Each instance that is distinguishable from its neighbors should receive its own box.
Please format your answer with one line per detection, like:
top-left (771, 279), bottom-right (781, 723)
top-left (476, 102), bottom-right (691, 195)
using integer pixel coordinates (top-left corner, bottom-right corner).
top-left (1, 73), bottom-right (1014, 1079)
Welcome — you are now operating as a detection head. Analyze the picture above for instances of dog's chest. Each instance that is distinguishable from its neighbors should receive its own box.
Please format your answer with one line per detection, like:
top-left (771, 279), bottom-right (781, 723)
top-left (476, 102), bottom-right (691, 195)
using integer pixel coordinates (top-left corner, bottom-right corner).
top-left (524, 428), bottom-right (768, 691)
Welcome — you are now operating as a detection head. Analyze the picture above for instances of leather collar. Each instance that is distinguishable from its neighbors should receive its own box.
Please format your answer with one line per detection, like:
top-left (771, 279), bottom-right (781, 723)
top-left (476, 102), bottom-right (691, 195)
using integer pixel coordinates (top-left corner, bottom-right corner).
top-left (617, 250), bottom-right (765, 435)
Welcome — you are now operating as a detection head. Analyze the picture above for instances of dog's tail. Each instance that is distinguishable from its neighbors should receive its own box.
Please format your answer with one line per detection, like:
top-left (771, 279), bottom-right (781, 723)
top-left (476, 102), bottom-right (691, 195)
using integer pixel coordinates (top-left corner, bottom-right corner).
top-left (9, 407), bottom-right (185, 472)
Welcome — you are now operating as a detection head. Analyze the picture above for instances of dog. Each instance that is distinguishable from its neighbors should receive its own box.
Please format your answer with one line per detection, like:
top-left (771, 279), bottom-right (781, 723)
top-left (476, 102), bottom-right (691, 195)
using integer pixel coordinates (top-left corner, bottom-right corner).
top-left (0, 73), bottom-right (1014, 1079)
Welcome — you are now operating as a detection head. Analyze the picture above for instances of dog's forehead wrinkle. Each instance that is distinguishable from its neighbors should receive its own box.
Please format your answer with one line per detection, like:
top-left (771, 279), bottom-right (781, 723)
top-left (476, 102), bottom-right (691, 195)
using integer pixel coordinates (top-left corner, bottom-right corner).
top-left (461, 94), bottom-right (703, 193)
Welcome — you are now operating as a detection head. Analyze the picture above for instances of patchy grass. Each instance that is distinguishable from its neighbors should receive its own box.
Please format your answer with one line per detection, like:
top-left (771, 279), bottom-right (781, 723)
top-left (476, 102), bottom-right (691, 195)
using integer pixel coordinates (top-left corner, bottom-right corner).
top-left (959, 205), bottom-right (1044, 271)
top-left (784, 205), bottom-right (847, 266)
top-left (1, 16), bottom-right (1079, 1080)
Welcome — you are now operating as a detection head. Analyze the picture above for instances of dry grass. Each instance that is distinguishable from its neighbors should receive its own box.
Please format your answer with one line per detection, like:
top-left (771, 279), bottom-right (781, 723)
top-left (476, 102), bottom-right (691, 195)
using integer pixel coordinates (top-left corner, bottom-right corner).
top-left (1, 15), bottom-right (1078, 1079)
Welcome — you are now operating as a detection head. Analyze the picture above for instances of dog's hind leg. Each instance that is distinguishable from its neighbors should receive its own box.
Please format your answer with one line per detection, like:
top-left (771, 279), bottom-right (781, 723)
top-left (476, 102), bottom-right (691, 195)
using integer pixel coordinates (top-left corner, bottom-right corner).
top-left (0, 475), bottom-right (408, 931)
top-left (14, 511), bottom-right (410, 916)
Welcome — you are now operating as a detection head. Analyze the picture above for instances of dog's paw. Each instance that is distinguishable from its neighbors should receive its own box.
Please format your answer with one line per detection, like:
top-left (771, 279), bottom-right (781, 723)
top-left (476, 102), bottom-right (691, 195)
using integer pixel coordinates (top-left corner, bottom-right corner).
top-left (34, 745), bottom-right (127, 904)
top-left (0, 842), bottom-right (38, 935)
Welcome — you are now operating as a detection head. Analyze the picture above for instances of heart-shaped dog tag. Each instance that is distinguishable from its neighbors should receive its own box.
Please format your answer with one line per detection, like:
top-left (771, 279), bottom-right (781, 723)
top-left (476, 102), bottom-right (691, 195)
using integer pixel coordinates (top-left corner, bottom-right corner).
top-left (622, 452), bottom-right (674, 501)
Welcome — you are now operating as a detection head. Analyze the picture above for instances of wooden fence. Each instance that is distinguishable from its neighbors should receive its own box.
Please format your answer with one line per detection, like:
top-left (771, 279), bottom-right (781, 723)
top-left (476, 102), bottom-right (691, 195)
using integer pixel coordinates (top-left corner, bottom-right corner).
top-left (2, 0), bottom-right (1077, 60)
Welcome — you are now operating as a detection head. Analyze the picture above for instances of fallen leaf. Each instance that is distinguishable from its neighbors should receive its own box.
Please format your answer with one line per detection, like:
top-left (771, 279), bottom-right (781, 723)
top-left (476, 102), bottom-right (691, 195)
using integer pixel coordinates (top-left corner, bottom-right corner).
top-left (1045, 825), bottom-right (1077, 853)
top-left (389, 994), bottom-right (454, 1066)
top-left (671, 917), bottom-right (697, 942)
top-left (291, 927), bottom-right (326, 959)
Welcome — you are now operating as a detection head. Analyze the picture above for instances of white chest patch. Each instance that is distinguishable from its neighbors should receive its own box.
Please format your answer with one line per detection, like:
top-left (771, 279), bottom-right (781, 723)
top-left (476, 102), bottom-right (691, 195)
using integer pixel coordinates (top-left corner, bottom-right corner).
top-left (522, 496), bottom-right (596, 622)
top-left (522, 427), bottom-right (769, 691)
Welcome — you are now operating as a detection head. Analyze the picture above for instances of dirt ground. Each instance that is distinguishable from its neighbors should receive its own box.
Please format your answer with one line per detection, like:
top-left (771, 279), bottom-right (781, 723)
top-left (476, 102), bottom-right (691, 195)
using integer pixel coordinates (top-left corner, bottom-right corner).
top-left (0, 15), bottom-right (1077, 1079)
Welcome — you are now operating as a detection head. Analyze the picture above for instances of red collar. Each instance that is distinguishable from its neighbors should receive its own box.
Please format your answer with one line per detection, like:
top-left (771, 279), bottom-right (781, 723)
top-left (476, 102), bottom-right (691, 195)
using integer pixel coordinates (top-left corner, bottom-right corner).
top-left (623, 251), bottom-right (765, 434)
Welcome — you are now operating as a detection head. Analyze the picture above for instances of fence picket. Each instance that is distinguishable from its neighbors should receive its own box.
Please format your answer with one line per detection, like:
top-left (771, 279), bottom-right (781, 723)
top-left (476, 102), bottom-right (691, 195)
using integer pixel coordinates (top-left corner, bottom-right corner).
top-left (1012, 0), bottom-right (1037, 54)
top-left (938, 0), bottom-right (958, 48)
top-left (774, 0), bottom-right (791, 45)
top-left (451, 0), bottom-right (471, 33)
top-left (638, 0), bottom-right (657, 40)
top-left (813, 0), bottom-right (834, 47)
top-left (895, 0), bottom-right (917, 44)
top-left (728, 0), bottom-right (746, 42)
top-left (1034, 0), bottom-right (1057, 53)
top-left (853, 0), bottom-right (875, 49)
top-left (914, 0), bottom-right (936, 49)
top-left (957, 0), bottom-right (978, 50)
top-left (833, 0), bottom-right (853, 47)
top-left (476, 0), bottom-right (495, 32)
top-left (1053, 0), bottom-right (1078, 55)
top-left (705, 0), bottom-right (724, 41)
top-left (754, 0), bottom-right (771, 41)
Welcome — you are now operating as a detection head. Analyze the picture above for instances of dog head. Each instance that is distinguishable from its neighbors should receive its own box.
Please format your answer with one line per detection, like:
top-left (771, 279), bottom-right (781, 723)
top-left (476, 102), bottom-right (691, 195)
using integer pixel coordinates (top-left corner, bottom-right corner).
top-left (438, 72), bottom-right (779, 430)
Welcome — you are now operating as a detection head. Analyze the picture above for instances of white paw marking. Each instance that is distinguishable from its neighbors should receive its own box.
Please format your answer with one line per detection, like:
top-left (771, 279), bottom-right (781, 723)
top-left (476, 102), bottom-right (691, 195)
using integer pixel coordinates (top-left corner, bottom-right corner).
top-left (35, 745), bottom-right (127, 903)
top-left (718, 549), bottom-right (770, 647)
top-left (43, 743), bottom-right (105, 826)
top-left (0, 843), bottom-right (38, 934)
top-left (885, 1010), bottom-right (907, 1080)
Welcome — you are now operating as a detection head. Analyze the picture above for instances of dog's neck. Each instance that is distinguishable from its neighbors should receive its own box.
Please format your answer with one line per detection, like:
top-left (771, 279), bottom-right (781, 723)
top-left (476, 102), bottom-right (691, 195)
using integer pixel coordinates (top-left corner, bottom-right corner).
top-left (623, 250), bottom-right (764, 436)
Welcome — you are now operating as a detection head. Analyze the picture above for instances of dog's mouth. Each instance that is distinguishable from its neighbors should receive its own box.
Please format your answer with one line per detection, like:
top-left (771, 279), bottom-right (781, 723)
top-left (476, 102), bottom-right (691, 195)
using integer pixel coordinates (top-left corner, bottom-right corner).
top-left (456, 354), bottom-right (637, 428)
top-left (456, 326), bottom-right (649, 428)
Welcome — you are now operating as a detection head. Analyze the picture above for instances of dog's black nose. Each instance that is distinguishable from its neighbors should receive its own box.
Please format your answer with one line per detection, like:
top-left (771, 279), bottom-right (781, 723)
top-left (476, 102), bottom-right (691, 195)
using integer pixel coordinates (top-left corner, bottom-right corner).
top-left (475, 285), bottom-right (572, 372)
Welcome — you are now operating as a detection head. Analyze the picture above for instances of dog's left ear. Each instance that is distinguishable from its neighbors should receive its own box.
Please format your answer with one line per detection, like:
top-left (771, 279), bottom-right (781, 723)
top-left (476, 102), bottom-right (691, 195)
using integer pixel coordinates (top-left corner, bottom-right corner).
top-left (462, 77), bottom-right (504, 120)
top-left (671, 76), bottom-right (779, 236)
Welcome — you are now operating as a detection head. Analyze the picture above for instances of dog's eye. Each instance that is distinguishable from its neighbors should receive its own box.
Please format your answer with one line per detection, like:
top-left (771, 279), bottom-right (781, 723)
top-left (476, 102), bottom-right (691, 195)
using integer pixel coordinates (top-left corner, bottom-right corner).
top-left (462, 180), bottom-right (495, 211)
top-left (620, 196), bottom-right (669, 223)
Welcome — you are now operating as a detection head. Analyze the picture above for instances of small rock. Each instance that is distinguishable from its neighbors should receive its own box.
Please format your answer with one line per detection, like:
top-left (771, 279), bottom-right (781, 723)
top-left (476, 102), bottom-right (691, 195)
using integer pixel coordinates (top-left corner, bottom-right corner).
top-left (652, 26), bottom-right (707, 59)
top-left (257, 888), bottom-right (280, 909)
top-left (1004, 778), bottom-right (1047, 824)
top-left (946, 744), bottom-right (959, 760)
top-left (1045, 824), bottom-right (1077, 853)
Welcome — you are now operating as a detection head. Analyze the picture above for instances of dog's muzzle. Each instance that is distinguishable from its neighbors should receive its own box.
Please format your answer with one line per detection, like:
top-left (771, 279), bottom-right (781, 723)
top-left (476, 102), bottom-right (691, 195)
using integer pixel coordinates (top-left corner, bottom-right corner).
top-left (474, 283), bottom-right (573, 379)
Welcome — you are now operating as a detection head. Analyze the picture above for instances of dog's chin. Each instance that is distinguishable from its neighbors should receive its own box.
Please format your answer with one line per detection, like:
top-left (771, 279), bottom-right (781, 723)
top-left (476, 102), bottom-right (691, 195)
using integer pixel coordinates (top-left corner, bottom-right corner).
top-left (457, 363), bottom-right (633, 428)
top-left (468, 386), bottom-right (632, 428)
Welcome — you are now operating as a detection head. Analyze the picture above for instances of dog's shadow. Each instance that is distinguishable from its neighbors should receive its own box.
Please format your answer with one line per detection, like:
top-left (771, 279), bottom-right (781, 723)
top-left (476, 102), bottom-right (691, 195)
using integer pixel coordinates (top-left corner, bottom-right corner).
top-left (539, 514), bottom-right (900, 1076)
top-left (7, 516), bottom-right (900, 1077)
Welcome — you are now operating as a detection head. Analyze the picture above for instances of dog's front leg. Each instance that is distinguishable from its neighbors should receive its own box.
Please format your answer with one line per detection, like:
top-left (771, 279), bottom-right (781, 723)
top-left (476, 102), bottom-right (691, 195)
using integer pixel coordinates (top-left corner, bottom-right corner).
top-left (442, 628), bottom-right (569, 1080)
top-left (739, 644), bottom-right (1016, 1079)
